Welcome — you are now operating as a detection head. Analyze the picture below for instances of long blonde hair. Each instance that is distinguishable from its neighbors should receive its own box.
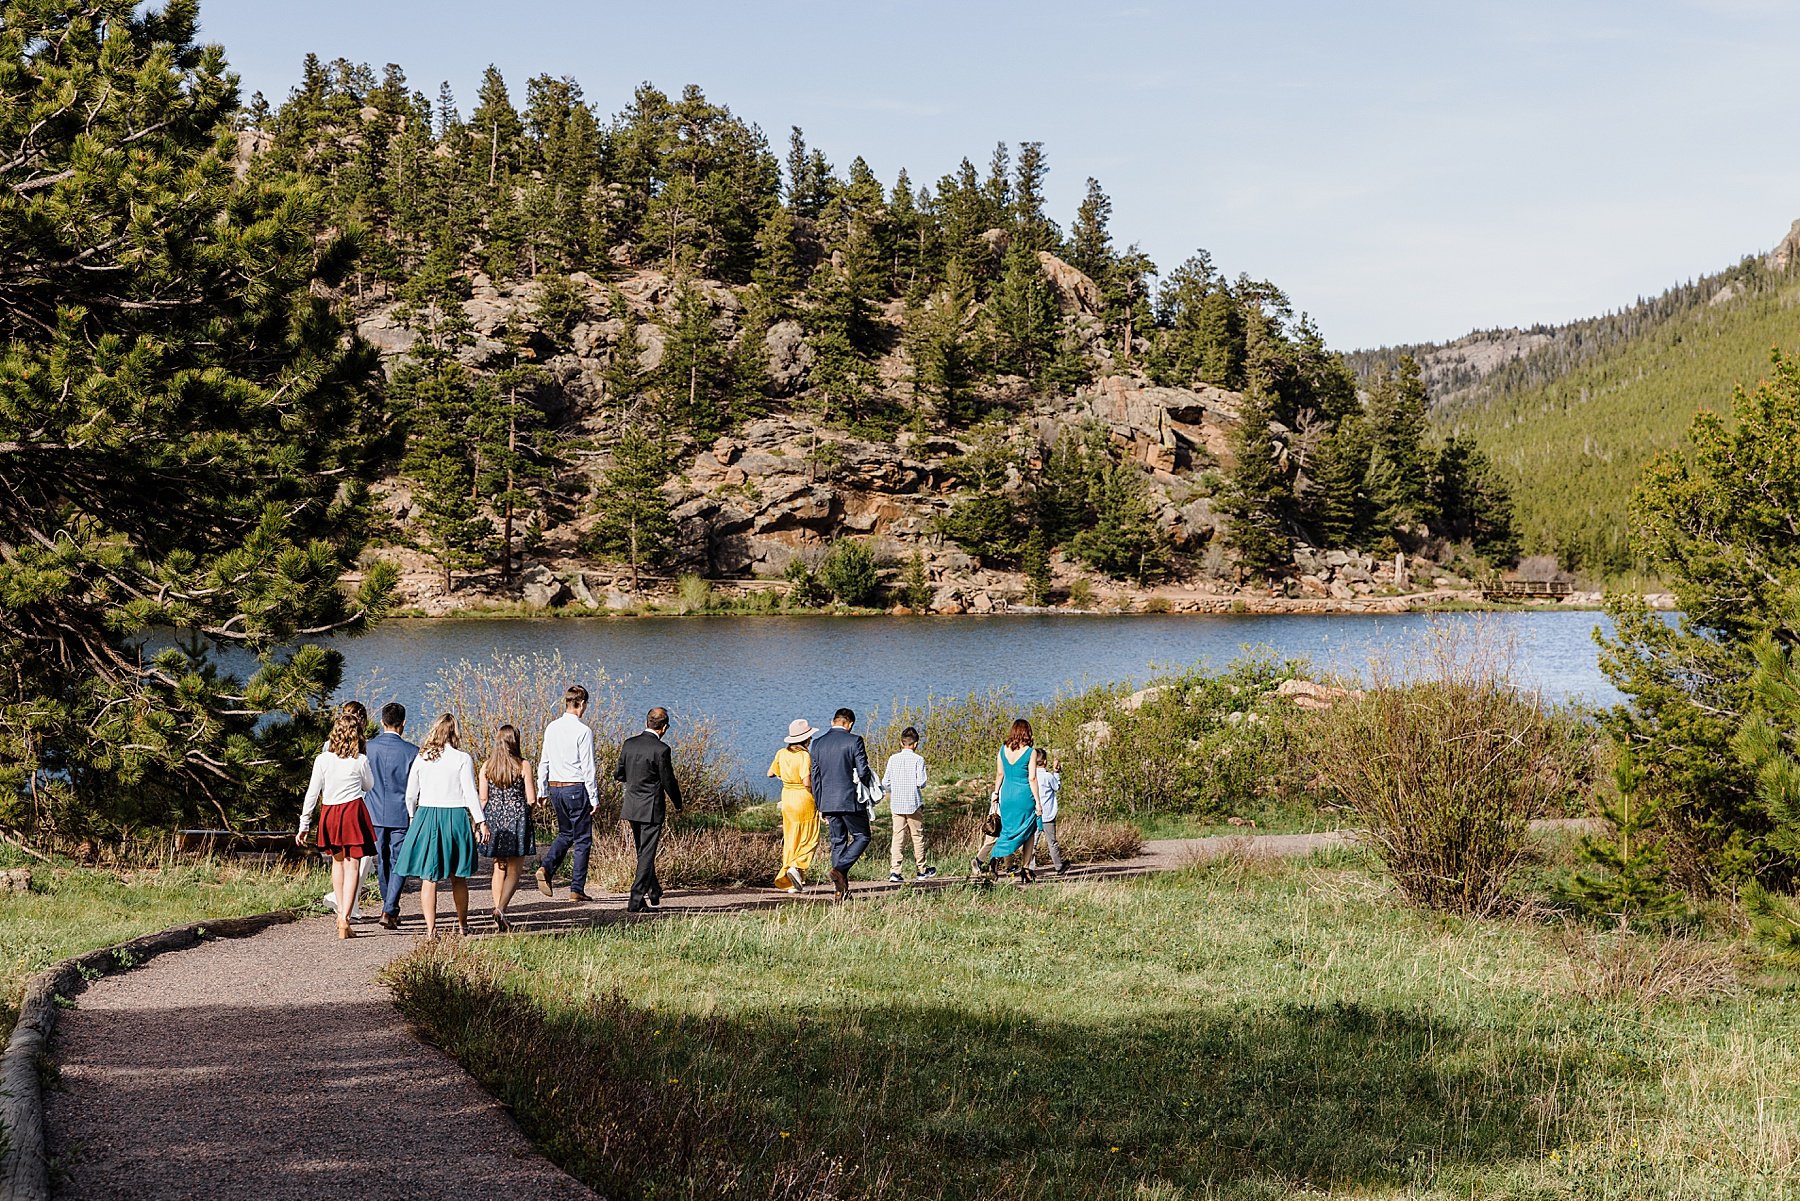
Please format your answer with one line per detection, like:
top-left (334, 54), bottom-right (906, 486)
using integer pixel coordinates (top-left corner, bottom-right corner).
top-left (327, 713), bottom-right (365, 760)
top-left (420, 713), bottom-right (460, 762)
top-left (483, 723), bottom-right (525, 787)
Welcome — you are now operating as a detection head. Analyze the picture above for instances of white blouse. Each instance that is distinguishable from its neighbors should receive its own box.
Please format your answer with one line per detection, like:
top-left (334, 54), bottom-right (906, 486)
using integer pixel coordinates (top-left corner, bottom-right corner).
top-left (405, 746), bottom-right (485, 823)
top-left (299, 752), bottom-right (373, 833)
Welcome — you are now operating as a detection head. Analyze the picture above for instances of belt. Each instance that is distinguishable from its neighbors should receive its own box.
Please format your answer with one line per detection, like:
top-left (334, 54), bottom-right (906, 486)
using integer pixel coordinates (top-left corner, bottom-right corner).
top-left (548, 781), bottom-right (583, 788)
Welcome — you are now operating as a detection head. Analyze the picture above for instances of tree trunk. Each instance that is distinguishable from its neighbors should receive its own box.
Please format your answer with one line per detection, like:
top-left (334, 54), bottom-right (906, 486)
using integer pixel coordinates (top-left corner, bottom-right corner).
top-left (630, 517), bottom-right (640, 593)
top-left (502, 410), bottom-right (517, 583)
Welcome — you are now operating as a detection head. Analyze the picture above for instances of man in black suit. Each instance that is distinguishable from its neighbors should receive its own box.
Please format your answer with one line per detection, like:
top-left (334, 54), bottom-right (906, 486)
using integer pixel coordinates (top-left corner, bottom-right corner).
top-left (810, 707), bottom-right (874, 900)
top-left (615, 706), bottom-right (684, 913)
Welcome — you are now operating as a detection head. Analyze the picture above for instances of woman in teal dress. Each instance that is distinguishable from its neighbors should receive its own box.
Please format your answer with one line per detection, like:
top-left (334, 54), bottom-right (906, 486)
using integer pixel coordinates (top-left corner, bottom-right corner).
top-left (973, 718), bottom-right (1044, 883)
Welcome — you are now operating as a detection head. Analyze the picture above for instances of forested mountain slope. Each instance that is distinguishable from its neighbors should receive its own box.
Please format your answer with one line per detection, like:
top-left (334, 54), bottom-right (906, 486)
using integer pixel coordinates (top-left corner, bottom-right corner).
top-left (1350, 222), bottom-right (1800, 576)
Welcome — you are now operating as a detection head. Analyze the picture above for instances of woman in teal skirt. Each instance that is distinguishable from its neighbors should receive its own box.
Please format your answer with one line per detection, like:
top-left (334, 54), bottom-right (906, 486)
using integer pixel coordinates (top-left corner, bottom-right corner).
top-left (973, 718), bottom-right (1044, 884)
top-left (397, 713), bottom-right (489, 937)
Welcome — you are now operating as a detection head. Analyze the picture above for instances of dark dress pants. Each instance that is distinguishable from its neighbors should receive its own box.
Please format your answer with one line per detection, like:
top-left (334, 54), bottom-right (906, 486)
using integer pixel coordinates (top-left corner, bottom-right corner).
top-left (826, 809), bottom-right (872, 873)
top-left (629, 819), bottom-right (663, 903)
top-left (373, 825), bottom-right (409, 914)
top-left (541, 785), bottom-right (593, 892)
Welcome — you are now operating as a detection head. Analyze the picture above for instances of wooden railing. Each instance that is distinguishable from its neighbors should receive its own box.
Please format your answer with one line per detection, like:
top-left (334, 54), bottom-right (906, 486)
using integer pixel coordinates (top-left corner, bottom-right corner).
top-left (1481, 580), bottom-right (1574, 601)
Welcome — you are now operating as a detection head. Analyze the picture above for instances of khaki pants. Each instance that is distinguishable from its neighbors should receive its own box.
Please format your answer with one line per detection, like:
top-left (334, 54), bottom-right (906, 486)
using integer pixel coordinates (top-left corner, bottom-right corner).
top-left (890, 812), bottom-right (928, 873)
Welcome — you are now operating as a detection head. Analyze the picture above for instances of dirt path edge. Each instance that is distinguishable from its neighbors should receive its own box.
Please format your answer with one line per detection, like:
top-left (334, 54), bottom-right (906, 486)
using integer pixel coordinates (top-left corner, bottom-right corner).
top-left (0, 910), bottom-right (301, 1201)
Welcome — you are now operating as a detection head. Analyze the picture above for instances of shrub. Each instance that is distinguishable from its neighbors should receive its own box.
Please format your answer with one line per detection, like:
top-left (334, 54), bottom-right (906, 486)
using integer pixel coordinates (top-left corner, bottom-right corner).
top-left (866, 689), bottom-right (1020, 776)
top-left (898, 549), bottom-right (933, 611)
top-left (817, 538), bottom-right (880, 607)
top-left (1066, 578), bottom-right (1096, 609)
top-left (675, 573), bottom-right (714, 614)
top-left (1311, 626), bottom-right (1578, 916)
top-left (425, 651), bottom-right (626, 763)
top-left (782, 556), bottom-right (826, 608)
top-left (1063, 660), bottom-right (1310, 820)
top-left (422, 652), bottom-right (750, 820)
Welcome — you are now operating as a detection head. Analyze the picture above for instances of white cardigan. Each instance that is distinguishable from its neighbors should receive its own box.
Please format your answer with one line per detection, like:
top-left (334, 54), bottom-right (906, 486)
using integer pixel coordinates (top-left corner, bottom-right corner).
top-left (298, 752), bottom-right (372, 834)
top-left (405, 746), bottom-right (485, 822)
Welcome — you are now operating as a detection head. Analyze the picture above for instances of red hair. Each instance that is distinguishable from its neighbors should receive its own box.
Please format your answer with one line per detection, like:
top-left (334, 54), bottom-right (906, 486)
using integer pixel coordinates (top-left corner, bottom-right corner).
top-left (1006, 718), bottom-right (1033, 751)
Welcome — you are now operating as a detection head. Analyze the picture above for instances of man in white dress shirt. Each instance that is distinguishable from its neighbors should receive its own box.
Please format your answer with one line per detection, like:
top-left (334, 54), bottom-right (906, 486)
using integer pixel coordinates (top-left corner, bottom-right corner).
top-left (535, 684), bottom-right (599, 902)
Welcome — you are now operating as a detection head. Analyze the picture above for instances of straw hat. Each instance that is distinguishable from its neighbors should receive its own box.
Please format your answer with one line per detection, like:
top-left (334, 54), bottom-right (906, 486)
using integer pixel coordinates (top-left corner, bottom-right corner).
top-left (785, 718), bottom-right (818, 745)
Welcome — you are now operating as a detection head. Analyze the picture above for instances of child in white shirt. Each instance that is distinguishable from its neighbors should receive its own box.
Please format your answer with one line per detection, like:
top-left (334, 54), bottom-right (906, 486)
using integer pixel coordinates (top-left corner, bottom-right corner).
top-left (882, 727), bottom-right (935, 883)
top-left (1032, 748), bottom-right (1064, 876)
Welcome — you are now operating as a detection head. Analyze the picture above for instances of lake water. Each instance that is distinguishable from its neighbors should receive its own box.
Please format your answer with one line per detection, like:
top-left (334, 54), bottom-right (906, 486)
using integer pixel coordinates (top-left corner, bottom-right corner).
top-left (327, 611), bottom-right (1628, 794)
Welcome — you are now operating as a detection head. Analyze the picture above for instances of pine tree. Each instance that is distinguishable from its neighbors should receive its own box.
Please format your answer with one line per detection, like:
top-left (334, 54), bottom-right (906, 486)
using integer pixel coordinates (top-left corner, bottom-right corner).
top-left (1032, 427), bottom-right (1100, 546)
top-left (1363, 355), bottom-right (1434, 540)
top-left (585, 426), bottom-right (676, 591)
top-left (1220, 384), bottom-right (1295, 581)
top-left (657, 281), bottom-right (733, 437)
top-left (785, 126), bottom-right (832, 220)
top-left (1598, 353), bottom-right (1800, 888)
top-left (899, 550), bottom-right (933, 611)
top-left (1735, 634), bottom-right (1800, 960)
top-left (748, 206), bottom-right (803, 324)
top-left (905, 261), bottom-right (980, 425)
top-left (1069, 460), bottom-right (1168, 583)
top-left (0, 0), bottom-right (393, 832)
top-left (987, 236), bottom-right (1059, 380)
top-left (1306, 426), bottom-right (1363, 550)
top-left (1432, 436), bottom-right (1519, 563)
top-left (1067, 177), bottom-right (1115, 286)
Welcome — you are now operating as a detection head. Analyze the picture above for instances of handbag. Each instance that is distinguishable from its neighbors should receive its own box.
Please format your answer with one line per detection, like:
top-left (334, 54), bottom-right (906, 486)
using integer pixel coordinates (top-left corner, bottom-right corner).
top-left (982, 812), bottom-right (1002, 837)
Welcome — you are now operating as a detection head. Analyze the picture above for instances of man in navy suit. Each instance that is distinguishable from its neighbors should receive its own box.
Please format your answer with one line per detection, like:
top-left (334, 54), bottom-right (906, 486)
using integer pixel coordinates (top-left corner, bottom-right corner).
top-left (810, 708), bottom-right (874, 900)
top-left (365, 702), bottom-right (419, 930)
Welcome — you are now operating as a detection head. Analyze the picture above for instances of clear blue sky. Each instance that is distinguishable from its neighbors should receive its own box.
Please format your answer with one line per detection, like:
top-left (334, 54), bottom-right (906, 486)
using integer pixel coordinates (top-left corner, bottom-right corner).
top-left (198, 0), bottom-right (1800, 350)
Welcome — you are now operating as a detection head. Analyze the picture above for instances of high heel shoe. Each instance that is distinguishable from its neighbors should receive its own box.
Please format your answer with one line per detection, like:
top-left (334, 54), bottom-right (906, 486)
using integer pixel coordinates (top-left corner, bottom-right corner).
top-left (492, 910), bottom-right (512, 933)
top-left (337, 917), bottom-right (355, 939)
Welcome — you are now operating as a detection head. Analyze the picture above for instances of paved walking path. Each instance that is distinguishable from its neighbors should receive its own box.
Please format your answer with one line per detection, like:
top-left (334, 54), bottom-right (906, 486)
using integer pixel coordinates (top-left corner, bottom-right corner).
top-left (45, 830), bottom-right (1350, 1199)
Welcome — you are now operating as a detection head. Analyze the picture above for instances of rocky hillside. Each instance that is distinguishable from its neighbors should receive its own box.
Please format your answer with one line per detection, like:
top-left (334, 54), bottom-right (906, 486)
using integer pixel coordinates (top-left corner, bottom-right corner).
top-left (355, 257), bottom-right (1292, 613)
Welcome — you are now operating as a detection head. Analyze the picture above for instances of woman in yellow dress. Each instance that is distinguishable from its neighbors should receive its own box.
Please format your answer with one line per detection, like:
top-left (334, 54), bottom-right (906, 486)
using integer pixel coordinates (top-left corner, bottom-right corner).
top-left (769, 718), bottom-right (821, 893)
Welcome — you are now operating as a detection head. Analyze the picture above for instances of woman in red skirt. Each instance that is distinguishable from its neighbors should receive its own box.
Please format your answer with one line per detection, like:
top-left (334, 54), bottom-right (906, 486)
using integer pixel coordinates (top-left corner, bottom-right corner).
top-left (298, 712), bottom-right (378, 938)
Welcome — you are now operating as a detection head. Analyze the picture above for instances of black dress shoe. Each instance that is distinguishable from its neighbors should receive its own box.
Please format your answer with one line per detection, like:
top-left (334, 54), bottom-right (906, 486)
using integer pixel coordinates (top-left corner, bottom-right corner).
top-left (626, 899), bottom-right (648, 913)
top-left (648, 887), bottom-right (663, 908)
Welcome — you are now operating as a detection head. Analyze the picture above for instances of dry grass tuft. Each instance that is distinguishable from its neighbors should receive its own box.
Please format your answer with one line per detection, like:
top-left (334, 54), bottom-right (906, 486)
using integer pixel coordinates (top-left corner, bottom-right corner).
top-left (588, 825), bottom-right (779, 891)
top-left (1560, 921), bottom-right (1743, 1006)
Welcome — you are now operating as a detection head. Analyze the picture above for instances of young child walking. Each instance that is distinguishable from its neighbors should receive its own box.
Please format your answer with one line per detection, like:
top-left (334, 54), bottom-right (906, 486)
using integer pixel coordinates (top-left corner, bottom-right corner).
top-left (882, 727), bottom-right (935, 883)
top-left (1032, 748), bottom-right (1065, 876)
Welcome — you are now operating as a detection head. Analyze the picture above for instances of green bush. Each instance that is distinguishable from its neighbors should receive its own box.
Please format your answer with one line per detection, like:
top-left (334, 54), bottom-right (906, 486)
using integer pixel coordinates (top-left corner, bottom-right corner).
top-left (781, 556), bottom-right (826, 608)
top-left (675, 573), bottom-right (714, 614)
top-left (817, 539), bottom-right (880, 607)
top-left (1064, 660), bottom-right (1310, 819)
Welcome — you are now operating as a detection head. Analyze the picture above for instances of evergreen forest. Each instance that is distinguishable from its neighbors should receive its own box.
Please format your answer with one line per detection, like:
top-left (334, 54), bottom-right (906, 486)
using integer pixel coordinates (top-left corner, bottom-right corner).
top-left (1352, 244), bottom-right (1800, 578)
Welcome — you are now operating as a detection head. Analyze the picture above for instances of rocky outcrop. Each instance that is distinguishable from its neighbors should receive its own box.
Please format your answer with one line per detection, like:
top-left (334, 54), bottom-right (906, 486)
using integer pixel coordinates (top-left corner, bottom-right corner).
top-left (1767, 217), bottom-right (1800, 274)
top-left (1045, 374), bottom-right (1240, 475)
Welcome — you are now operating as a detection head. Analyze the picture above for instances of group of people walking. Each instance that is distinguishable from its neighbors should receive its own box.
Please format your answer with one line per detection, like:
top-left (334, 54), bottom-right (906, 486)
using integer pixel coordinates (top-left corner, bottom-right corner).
top-left (298, 687), bottom-right (1063, 937)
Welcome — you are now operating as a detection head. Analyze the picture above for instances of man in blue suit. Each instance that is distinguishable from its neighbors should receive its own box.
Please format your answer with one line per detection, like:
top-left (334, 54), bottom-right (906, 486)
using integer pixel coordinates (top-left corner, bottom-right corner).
top-left (810, 708), bottom-right (874, 900)
top-left (365, 702), bottom-right (419, 930)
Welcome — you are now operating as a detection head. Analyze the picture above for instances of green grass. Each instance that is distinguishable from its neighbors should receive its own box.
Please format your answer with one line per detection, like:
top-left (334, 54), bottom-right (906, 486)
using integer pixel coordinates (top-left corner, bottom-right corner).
top-left (0, 843), bottom-right (323, 1042)
top-left (386, 853), bottom-right (1798, 1200)
top-left (1438, 273), bottom-right (1800, 575)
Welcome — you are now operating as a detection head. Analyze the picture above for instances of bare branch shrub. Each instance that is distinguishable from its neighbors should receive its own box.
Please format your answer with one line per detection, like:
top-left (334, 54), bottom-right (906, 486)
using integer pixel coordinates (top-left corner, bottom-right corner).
top-left (1310, 621), bottom-right (1577, 917)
